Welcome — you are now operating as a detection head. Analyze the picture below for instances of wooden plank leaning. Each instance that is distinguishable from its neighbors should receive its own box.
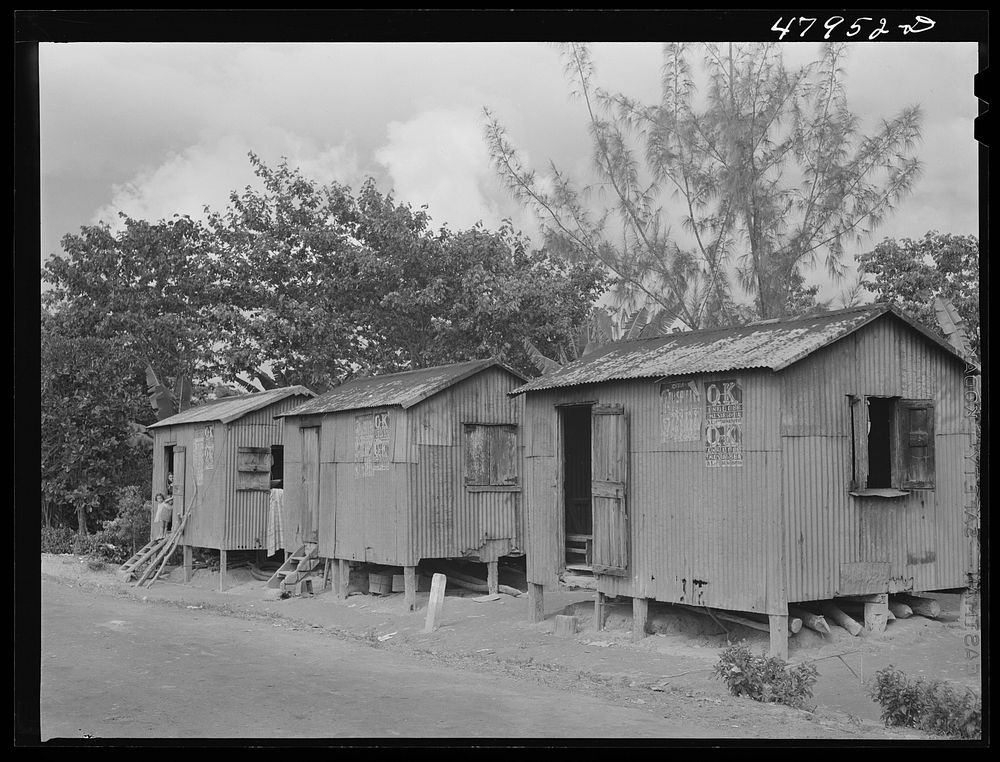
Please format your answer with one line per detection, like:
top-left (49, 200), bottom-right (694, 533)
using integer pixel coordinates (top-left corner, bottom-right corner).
top-left (142, 511), bottom-right (191, 588)
top-left (135, 510), bottom-right (190, 587)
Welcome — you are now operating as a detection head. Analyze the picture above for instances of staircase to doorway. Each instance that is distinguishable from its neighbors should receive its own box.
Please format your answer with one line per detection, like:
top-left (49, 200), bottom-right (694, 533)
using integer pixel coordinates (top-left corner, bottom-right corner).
top-left (266, 542), bottom-right (324, 594)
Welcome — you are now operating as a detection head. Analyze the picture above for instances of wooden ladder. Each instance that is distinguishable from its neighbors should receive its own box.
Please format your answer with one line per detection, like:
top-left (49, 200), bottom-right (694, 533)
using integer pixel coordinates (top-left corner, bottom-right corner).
top-left (117, 537), bottom-right (168, 581)
top-left (266, 543), bottom-right (323, 593)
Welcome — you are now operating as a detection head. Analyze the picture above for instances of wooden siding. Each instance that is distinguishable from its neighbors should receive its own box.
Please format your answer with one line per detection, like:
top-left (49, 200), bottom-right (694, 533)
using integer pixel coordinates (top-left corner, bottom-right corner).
top-left (523, 371), bottom-right (786, 614)
top-left (780, 316), bottom-right (973, 601)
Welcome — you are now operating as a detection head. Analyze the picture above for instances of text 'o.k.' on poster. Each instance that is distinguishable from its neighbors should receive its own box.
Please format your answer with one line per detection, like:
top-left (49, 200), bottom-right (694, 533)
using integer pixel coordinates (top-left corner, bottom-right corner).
top-left (704, 379), bottom-right (743, 467)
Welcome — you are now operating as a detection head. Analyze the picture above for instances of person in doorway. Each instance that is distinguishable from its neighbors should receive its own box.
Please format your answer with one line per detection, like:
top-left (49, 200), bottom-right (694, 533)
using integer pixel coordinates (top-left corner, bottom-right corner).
top-left (154, 493), bottom-right (173, 539)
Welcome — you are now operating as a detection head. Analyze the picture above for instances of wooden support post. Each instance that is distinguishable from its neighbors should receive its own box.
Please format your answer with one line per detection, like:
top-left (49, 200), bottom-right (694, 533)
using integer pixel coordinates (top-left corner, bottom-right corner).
top-left (424, 573), bottom-right (446, 633)
top-left (337, 559), bottom-right (350, 600)
top-left (594, 591), bottom-right (607, 632)
top-left (486, 561), bottom-right (499, 596)
top-left (403, 566), bottom-right (417, 612)
top-left (788, 605), bottom-right (831, 635)
top-left (864, 593), bottom-right (889, 634)
top-left (527, 583), bottom-right (544, 623)
top-left (554, 614), bottom-right (577, 637)
top-left (887, 600), bottom-right (913, 619)
top-left (632, 596), bottom-right (649, 642)
top-left (899, 594), bottom-right (942, 619)
top-left (768, 615), bottom-right (789, 660)
top-left (822, 602), bottom-right (864, 636)
top-left (219, 549), bottom-right (227, 592)
top-left (183, 545), bottom-right (193, 584)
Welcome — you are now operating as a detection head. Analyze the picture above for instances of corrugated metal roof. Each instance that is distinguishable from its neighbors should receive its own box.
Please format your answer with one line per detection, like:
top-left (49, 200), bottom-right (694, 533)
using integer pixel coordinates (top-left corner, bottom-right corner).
top-left (148, 385), bottom-right (316, 428)
top-left (512, 304), bottom-right (968, 395)
top-left (278, 359), bottom-right (527, 417)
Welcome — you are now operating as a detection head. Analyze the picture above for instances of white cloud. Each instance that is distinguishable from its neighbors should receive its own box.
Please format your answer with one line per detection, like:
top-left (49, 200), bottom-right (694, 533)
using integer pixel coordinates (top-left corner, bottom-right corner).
top-left (375, 107), bottom-right (532, 235)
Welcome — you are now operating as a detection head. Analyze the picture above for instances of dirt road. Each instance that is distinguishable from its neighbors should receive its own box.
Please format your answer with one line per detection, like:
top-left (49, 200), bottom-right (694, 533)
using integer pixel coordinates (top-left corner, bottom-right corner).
top-left (36, 556), bottom-right (962, 742)
top-left (41, 578), bottom-right (756, 740)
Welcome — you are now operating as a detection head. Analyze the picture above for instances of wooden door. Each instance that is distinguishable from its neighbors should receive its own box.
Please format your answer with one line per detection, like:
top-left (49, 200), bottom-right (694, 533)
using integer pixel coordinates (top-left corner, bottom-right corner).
top-left (171, 446), bottom-right (186, 525)
top-left (591, 404), bottom-right (629, 576)
top-left (301, 426), bottom-right (320, 544)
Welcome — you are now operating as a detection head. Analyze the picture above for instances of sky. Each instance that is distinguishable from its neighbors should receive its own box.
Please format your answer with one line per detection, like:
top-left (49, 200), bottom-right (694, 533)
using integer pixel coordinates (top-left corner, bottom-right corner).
top-left (38, 39), bottom-right (982, 305)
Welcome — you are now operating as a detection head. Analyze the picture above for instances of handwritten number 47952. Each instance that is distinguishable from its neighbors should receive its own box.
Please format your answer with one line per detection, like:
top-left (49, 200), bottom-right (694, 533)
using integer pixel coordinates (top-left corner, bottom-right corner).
top-left (771, 16), bottom-right (936, 41)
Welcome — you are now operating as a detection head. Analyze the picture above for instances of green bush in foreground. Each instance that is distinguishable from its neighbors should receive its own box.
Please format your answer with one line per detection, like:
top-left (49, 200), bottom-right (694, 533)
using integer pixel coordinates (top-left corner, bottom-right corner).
top-left (713, 641), bottom-right (819, 710)
top-left (870, 666), bottom-right (981, 739)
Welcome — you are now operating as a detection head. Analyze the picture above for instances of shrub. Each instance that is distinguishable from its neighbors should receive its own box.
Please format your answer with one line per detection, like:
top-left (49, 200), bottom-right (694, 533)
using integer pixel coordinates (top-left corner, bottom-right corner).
top-left (713, 641), bottom-right (819, 710)
top-left (91, 486), bottom-right (152, 564)
top-left (870, 666), bottom-right (981, 739)
top-left (40, 525), bottom-right (77, 554)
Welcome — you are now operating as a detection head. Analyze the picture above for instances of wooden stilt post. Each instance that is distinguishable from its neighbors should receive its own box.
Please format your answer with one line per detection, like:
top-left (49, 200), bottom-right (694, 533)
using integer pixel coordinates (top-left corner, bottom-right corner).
top-left (486, 561), bottom-right (499, 596)
top-left (219, 549), bottom-right (227, 592)
top-left (594, 591), bottom-right (607, 632)
top-left (337, 559), bottom-right (350, 599)
top-left (768, 614), bottom-right (789, 660)
top-left (424, 573), bottom-right (447, 633)
top-left (632, 596), bottom-right (649, 642)
top-left (404, 565), bottom-right (417, 612)
top-left (528, 582), bottom-right (544, 623)
top-left (864, 593), bottom-right (889, 634)
top-left (183, 545), bottom-right (193, 584)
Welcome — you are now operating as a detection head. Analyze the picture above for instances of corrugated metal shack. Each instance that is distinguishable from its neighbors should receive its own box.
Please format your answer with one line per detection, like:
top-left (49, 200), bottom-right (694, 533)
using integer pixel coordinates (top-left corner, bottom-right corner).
top-left (147, 386), bottom-right (315, 585)
top-left (278, 359), bottom-right (527, 608)
top-left (512, 304), bottom-right (978, 657)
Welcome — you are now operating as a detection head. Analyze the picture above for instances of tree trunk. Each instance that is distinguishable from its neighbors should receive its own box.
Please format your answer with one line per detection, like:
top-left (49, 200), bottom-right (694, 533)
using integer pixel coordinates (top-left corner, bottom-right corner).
top-left (76, 505), bottom-right (89, 536)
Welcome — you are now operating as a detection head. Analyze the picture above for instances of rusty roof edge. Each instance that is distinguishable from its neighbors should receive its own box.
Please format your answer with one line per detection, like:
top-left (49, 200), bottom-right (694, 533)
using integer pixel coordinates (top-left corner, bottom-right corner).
top-left (399, 359), bottom-right (528, 409)
top-left (768, 305), bottom-right (890, 372)
top-left (213, 385), bottom-right (316, 424)
top-left (883, 302), bottom-right (979, 369)
top-left (149, 385), bottom-right (315, 428)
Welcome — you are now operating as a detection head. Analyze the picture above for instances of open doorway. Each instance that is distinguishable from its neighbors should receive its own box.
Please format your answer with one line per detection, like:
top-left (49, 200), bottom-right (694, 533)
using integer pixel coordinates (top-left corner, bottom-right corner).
top-left (561, 405), bottom-right (593, 571)
top-left (164, 444), bottom-right (175, 496)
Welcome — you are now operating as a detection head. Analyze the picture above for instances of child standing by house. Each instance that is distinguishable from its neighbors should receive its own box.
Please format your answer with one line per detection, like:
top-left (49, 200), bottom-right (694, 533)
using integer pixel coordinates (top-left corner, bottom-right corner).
top-left (154, 493), bottom-right (173, 539)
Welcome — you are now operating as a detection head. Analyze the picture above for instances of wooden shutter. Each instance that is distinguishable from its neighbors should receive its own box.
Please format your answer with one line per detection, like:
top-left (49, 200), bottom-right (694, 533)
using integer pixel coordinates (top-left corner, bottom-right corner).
top-left (896, 400), bottom-right (935, 489)
top-left (236, 446), bottom-right (271, 491)
top-left (464, 425), bottom-right (488, 485)
top-left (591, 404), bottom-right (629, 576)
top-left (465, 424), bottom-right (518, 487)
top-left (849, 396), bottom-right (869, 490)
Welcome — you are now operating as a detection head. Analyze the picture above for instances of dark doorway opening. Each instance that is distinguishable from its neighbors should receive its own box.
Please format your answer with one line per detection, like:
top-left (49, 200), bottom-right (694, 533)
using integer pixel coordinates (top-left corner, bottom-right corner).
top-left (270, 445), bottom-right (284, 488)
top-left (562, 405), bottom-right (593, 570)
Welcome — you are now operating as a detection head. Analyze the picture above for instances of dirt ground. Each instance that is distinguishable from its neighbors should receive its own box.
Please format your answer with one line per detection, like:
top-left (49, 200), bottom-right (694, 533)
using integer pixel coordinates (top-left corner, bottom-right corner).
top-left (38, 553), bottom-right (982, 739)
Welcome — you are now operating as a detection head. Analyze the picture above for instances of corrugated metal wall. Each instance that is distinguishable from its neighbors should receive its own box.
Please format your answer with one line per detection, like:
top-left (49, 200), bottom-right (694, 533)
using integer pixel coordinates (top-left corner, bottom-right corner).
top-left (523, 372), bottom-right (786, 614)
top-left (780, 316), bottom-right (973, 602)
top-left (407, 366), bottom-right (525, 565)
top-left (151, 393), bottom-right (310, 552)
top-left (286, 366), bottom-right (524, 566)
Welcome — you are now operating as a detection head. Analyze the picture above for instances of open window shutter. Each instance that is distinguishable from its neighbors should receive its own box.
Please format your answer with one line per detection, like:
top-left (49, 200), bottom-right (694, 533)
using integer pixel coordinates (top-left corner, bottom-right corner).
top-left (849, 396), bottom-right (869, 490)
top-left (591, 404), bottom-right (629, 576)
top-left (897, 400), bottom-right (935, 489)
top-left (492, 425), bottom-right (519, 486)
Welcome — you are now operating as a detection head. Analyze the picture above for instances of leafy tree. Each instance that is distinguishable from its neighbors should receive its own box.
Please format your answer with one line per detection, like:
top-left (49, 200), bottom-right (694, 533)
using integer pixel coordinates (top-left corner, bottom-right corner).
top-left (41, 310), bottom-right (151, 533)
top-left (42, 214), bottom-right (231, 393)
top-left (858, 231), bottom-right (980, 358)
top-left (208, 155), bottom-right (607, 387)
top-left (485, 42), bottom-right (923, 326)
